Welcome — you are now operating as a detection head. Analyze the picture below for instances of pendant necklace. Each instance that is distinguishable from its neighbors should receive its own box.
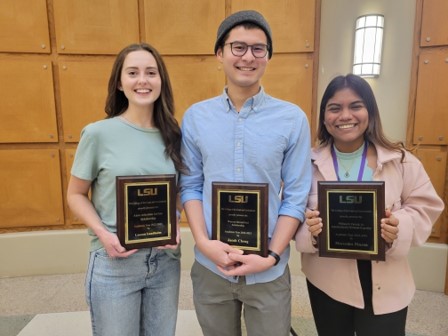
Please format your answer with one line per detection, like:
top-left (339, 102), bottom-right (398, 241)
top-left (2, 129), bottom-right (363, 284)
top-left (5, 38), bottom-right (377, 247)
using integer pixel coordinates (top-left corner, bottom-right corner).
top-left (338, 158), bottom-right (355, 178)
top-left (331, 142), bottom-right (368, 181)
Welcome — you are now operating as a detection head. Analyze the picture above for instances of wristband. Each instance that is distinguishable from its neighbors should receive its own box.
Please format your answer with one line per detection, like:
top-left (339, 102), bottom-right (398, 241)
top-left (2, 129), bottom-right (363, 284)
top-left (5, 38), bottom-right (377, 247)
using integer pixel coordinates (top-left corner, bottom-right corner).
top-left (267, 250), bottom-right (280, 266)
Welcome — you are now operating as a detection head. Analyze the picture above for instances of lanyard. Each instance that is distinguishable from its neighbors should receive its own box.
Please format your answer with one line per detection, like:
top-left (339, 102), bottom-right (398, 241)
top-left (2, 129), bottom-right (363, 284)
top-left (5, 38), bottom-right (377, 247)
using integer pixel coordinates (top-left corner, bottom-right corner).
top-left (331, 141), bottom-right (368, 181)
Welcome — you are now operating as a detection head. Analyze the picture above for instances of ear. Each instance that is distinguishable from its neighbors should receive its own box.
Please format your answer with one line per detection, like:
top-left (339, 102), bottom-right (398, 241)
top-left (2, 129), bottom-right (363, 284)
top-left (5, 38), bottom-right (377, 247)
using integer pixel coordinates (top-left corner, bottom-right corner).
top-left (118, 83), bottom-right (123, 91)
top-left (216, 47), bottom-right (224, 63)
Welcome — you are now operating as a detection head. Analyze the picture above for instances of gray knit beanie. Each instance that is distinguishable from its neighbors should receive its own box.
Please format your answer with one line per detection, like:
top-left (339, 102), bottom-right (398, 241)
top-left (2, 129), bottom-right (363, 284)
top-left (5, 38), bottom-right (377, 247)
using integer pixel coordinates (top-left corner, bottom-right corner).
top-left (214, 10), bottom-right (273, 59)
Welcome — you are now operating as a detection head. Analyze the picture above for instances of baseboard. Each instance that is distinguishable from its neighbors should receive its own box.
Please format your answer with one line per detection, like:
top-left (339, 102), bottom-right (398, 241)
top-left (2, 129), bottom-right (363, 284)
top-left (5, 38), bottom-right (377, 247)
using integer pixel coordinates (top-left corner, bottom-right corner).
top-left (408, 242), bottom-right (448, 292)
top-left (0, 230), bottom-right (91, 277)
top-left (0, 228), bottom-right (196, 278)
top-left (0, 229), bottom-right (446, 293)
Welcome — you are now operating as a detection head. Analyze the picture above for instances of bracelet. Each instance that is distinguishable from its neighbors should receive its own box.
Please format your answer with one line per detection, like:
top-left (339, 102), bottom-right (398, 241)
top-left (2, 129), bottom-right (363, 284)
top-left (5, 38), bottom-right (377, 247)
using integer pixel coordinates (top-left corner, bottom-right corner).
top-left (267, 250), bottom-right (281, 266)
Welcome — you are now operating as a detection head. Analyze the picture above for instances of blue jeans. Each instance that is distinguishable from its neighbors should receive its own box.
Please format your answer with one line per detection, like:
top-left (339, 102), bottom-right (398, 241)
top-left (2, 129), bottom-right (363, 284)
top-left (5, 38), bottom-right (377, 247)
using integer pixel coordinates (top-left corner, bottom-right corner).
top-left (85, 247), bottom-right (180, 336)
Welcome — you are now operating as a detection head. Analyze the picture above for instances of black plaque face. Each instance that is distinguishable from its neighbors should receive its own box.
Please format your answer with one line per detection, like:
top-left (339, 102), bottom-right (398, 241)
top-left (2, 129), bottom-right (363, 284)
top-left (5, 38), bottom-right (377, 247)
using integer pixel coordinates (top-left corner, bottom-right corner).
top-left (212, 182), bottom-right (268, 257)
top-left (318, 181), bottom-right (385, 261)
top-left (116, 174), bottom-right (177, 249)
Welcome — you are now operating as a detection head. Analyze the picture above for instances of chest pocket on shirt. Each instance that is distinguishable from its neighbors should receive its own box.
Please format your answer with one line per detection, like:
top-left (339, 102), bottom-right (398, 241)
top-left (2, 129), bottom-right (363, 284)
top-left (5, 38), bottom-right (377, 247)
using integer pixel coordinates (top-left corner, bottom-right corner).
top-left (247, 133), bottom-right (288, 173)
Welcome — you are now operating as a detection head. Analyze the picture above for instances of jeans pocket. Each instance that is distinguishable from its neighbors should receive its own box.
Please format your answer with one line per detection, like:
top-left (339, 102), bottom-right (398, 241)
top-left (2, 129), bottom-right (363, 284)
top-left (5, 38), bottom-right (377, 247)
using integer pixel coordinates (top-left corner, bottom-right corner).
top-left (163, 245), bottom-right (182, 260)
top-left (94, 247), bottom-right (109, 259)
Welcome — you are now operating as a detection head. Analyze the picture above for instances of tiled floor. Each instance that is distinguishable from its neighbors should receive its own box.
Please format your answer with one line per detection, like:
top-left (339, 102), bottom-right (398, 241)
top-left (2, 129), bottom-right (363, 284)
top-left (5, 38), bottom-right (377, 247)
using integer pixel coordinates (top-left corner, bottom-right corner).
top-left (1, 270), bottom-right (447, 336)
top-left (14, 310), bottom-right (202, 336)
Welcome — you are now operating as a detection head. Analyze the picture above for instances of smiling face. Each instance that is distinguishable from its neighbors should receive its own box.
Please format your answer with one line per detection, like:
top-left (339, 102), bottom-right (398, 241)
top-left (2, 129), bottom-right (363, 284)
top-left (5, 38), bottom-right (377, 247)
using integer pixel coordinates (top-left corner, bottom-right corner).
top-left (217, 26), bottom-right (268, 95)
top-left (323, 88), bottom-right (369, 152)
top-left (119, 50), bottom-right (161, 112)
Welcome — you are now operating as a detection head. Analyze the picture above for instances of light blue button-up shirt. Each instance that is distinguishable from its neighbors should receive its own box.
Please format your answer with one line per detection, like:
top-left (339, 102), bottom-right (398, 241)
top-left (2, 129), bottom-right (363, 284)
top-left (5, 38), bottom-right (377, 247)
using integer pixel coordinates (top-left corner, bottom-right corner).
top-left (180, 87), bottom-right (312, 284)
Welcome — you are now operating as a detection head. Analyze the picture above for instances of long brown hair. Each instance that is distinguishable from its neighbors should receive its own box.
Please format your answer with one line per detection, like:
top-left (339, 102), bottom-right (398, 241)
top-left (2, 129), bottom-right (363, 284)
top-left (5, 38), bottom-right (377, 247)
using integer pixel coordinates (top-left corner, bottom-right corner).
top-left (105, 43), bottom-right (185, 173)
top-left (317, 74), bottom-right (408, 161)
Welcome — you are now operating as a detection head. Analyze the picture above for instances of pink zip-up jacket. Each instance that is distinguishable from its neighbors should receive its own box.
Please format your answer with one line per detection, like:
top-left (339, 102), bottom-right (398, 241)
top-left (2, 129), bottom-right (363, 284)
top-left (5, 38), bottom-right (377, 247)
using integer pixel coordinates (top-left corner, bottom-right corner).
top-left (295, 142), bottom-right (444, 315)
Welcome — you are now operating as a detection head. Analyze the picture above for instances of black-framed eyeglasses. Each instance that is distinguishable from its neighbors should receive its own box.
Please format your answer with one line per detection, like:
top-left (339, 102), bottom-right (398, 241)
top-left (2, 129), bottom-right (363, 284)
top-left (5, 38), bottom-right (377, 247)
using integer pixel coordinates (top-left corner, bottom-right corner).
top-left (224, 41), bottom-right (269, 58)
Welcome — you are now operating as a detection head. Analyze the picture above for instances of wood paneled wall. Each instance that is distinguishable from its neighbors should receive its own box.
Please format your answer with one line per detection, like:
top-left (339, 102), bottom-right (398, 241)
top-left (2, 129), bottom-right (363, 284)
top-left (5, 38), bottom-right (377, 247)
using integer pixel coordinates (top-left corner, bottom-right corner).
top-left (407, 0), bottom-right (448, 245)
top-left (0, 0), bottom-right (320, 232)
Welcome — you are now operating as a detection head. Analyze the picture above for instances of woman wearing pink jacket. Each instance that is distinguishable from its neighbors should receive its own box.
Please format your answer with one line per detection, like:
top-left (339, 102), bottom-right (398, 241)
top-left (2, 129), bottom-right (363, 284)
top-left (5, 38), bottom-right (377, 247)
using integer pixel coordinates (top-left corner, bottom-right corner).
top-left (295, 74), bottom-right (444, 336)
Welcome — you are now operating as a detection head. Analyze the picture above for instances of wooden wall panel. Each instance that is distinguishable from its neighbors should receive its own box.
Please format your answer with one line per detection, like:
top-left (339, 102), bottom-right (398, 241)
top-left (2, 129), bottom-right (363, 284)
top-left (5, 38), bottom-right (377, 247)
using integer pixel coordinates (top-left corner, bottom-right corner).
top-left (59, 59), bottom-right (114, 142)
top-left (263, 54), bottom-right (314, 121)
top-left (409, 0), bottom-right (448, 246)
top-left (53, 0), bottom-right (139, 54)
top-left (144, 0), bottom-right (224, 55)
top-left (420, 0), bottom-right (448, 47)
top-left (164, 56), bottom-right (225, 124)
top-left (0, 59), bottom-right (58, 143)
top-left (413, 48), bottom-right (448, 145)
top-left (0, 0), bottom-right (50, 53)
top-left (415, 147), bottom-right (447, 239)
top-left (231, 0), bottom-right (316, 53)
top-left (0, 149), bottom-right (64, 228)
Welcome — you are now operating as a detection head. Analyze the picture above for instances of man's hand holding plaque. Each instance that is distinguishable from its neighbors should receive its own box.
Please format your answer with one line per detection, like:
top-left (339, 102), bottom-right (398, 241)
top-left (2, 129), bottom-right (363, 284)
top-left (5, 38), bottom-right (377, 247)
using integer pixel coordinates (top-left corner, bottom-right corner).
top-left (211, 182), bottom-right (268, 257)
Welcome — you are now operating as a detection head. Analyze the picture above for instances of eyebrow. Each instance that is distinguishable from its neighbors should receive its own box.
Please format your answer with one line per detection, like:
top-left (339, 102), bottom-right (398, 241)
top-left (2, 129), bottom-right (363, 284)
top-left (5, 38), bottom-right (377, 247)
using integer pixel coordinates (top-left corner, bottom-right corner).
top-left (327, 100), bottom-right (364, 107)
top-left (124, 66), bottom-right (158, 70)
top-left (229, 41), bottom-right (266, 45)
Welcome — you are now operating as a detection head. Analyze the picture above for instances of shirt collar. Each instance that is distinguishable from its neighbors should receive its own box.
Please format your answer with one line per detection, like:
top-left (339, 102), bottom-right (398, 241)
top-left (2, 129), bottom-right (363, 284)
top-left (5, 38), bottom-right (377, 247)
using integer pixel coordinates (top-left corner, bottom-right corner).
top-left (221, 86), bottom-right (266, 113)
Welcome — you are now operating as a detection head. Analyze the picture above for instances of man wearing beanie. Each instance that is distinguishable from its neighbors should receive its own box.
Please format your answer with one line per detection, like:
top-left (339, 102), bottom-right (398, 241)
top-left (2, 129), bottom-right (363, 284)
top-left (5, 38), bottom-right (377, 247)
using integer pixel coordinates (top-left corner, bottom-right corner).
top-left (180, 10), bottom-right (311, 336)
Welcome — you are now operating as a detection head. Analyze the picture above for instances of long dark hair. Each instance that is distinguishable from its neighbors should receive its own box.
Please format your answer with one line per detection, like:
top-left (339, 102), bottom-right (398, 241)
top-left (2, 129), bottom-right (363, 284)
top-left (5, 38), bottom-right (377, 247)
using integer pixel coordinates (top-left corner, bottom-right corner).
top-left (105, 43), bottom-right (185, 173)
top-left (317, 74), bottom-right (407, 161)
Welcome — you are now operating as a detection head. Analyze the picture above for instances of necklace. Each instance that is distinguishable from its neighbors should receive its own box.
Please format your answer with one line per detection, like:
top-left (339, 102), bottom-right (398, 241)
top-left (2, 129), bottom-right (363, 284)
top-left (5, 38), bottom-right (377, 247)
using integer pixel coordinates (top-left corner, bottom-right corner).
top-left (338, 158), bottom-right (356, 178)
top-left (331, 142), bottom-right (368, 181)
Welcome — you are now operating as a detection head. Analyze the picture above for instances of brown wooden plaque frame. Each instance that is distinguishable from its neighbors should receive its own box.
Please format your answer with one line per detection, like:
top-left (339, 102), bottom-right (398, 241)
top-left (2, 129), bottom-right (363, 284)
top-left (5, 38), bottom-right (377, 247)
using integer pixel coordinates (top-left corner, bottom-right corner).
top-left (116, 174), bottom-right (176, 249)
top-left (318, 181), bottom-right (385, 261)
top-left (212, 182), bottom-right (268, 257)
